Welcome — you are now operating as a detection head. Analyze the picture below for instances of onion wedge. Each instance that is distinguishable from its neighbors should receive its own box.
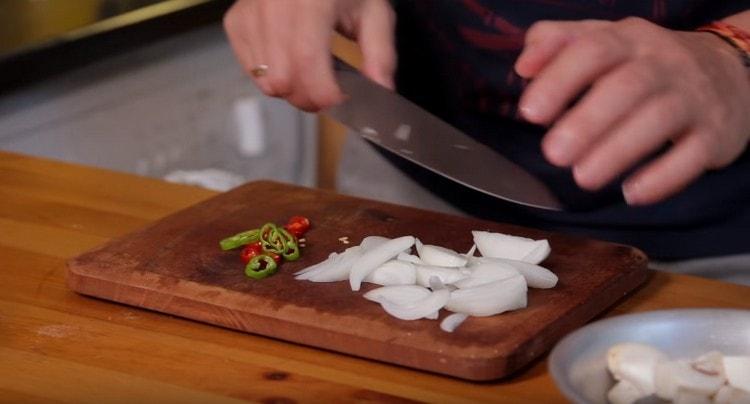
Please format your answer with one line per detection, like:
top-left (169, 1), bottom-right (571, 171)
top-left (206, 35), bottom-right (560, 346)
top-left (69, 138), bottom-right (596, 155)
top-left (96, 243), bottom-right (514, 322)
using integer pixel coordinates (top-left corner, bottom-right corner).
top-left (380, 289), bottom-right (450, 321)
top-left (440, 313), bottom-right (469, 333)
top-left (470, 257), bottom-right (558, 289)
top-left (446, 275), bottom-right (527, 317)
top-left (397, 252), bottom-right (423, 265)
top-left (359, 236), bottom-right (391, 251)
top-left (364, 260), bottom-right (417, 286)
top-left (418, 244), bottom-right (467, 267)
top-left (453, 260), bottom-right (520, 289)
top-left (415, 265), bottom-right (468, 288)
top-left (349, 236), bottom-right (415, 291)
top-left (472, 230), bottom-right (550, 264)
top-left (295, 246), bottom-right (361, 282)
top-left (363, 285), bottom-right (431, 305)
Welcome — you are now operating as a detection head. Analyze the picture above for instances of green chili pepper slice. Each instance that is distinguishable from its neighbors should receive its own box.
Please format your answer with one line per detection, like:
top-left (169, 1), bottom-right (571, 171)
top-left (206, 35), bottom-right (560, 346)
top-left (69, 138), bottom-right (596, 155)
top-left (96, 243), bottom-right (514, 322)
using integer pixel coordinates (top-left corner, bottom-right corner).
top-left (259, 222), bottom-right (285, 253)
top-left (245, 254), bottom-right (278, 279)
top-left (277, 227), bottom-right (300, 261)
top-left (219, 228), bottom-right (260, 251)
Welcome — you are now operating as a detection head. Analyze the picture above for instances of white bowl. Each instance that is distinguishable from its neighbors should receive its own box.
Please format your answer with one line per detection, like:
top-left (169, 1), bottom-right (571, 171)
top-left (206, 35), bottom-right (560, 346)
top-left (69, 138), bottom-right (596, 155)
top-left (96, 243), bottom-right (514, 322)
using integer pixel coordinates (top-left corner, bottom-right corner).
top-left (548, 309), bottom-right (750, 403)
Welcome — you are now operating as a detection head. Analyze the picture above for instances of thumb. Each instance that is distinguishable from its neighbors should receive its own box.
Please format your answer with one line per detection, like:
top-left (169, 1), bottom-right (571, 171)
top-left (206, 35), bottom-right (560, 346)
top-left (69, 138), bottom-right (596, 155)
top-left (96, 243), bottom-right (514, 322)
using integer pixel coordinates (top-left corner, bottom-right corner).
top-left (357, 0), bottom-right (397, 89)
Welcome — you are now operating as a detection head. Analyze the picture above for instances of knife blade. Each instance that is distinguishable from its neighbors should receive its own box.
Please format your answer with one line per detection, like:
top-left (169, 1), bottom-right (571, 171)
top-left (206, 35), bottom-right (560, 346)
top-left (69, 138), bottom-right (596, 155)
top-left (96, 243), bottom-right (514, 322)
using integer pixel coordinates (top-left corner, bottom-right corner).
top-left (324, 58), bottom-right (564, 211)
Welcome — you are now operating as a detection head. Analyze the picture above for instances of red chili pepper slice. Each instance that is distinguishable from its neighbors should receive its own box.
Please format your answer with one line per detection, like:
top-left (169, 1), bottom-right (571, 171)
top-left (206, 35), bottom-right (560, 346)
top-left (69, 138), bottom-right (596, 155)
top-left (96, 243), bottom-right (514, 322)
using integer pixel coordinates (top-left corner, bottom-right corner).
top-left (240, 241), bottom-right (263, 264)
top-left (284, 215), bottom-right (310, 238)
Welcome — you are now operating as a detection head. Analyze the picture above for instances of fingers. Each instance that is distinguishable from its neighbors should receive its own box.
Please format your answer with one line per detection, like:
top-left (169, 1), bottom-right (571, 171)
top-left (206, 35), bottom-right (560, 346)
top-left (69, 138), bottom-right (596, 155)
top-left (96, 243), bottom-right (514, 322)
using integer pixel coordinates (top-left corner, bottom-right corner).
top-left (286, 2), bottom-right (343, 111)
top-left (515, 20), bottom-right (607, 79)
top-left (542, 59), bottom-right (665, 167)
top-left (518, 28), bottom-right (630, 125)
top-left (572, 95), bottom-right (690, 191)
top-left (622, 132), bottom-right (708, 205)
top-left (357, 0), bottom-right (397, 89)
top-left (223, 0), bottom-right (345, 112)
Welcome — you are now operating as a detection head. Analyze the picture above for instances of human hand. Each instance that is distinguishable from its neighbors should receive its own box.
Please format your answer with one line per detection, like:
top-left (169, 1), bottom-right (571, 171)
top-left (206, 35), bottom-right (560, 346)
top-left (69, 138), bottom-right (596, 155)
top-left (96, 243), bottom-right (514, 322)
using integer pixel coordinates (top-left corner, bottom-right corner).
top-left (514, 17), bottom-right (750, 205)
top-left (223, 0), bottom-right (396, 112)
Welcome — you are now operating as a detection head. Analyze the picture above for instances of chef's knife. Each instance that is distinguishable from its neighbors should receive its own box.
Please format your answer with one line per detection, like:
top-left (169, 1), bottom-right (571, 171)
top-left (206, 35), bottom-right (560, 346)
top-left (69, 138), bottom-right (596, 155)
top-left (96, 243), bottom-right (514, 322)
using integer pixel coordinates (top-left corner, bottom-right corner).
top-left (324, 57), bottom-right (564, 211)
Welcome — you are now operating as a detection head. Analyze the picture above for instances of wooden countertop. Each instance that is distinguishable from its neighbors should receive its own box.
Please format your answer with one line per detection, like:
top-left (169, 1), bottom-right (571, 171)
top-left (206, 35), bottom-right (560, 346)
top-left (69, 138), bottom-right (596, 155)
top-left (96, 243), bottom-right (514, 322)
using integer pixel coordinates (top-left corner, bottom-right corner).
top-left (2, 150), bottom-right (749, 403)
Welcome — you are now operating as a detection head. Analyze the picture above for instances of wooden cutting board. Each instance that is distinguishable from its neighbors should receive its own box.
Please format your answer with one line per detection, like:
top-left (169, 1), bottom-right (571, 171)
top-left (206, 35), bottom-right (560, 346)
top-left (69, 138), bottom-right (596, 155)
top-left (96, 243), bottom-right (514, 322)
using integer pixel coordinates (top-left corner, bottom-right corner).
top-left (67, 181), bottom-right (649, 381)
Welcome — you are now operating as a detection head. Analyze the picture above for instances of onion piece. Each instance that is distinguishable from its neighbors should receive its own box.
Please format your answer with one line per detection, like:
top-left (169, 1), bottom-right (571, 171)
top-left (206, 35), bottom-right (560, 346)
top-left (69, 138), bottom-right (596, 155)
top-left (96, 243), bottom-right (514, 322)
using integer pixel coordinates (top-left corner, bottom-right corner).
top-left (429, 275), bottom-right (446, 290)
top-left (363, 285), bottom-right (431, 305)
top-left (453, 260), bottom-right (520, 289)
top-left (465, 244), bottom-right (477, 257)
top-left (364, 260), bottom-right (417, 286)
top-left (349, 236), bottom-right (415, 291)
top-left (445, 275), bottom-right (527, 317)
top-left (359, 235), bottom-right (391, 251)
top-left (295, 246), bottom-right (361, 282)
top-left (380, 289), bottom-right (450, 320)
top-left (440, 313), bottom-right (468, 333)
top-left (521, 240), bottom-right (551, 264)
top-left (415, 265), bottom-right (467, 288)
top-left (472, 230), bottom-right (550, 264)
top-left (723, 356), bottom-right (750, 393)
top-left (470, 257), bottom-right (557, 289)
top-left (397, 252), bottom-right (423, 265)
top-left (418, 244), bottom-right (467, 267)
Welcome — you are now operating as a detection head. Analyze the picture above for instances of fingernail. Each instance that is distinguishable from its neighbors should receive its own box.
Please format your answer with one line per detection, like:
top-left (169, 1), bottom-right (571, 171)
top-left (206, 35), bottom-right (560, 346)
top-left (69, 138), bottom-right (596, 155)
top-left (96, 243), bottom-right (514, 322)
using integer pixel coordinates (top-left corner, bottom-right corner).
top-left (544, 132), bottom-right (575, 166)
top-left (622, 181), bottom-right (639, 205)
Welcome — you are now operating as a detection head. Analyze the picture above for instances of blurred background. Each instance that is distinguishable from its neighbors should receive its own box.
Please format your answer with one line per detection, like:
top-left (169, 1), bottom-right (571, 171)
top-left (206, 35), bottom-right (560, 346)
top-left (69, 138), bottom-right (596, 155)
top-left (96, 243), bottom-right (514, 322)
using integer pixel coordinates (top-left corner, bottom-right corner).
top-left (0, 0), bottom-right (344, 191)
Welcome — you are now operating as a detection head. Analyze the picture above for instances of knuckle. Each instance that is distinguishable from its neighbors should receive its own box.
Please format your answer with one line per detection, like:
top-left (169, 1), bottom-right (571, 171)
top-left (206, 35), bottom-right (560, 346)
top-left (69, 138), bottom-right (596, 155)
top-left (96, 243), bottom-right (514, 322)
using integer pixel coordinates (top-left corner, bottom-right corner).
top-left (526, 20), bottom-right (559, 41)
top-left (264, 76), bottom-right (292, 96)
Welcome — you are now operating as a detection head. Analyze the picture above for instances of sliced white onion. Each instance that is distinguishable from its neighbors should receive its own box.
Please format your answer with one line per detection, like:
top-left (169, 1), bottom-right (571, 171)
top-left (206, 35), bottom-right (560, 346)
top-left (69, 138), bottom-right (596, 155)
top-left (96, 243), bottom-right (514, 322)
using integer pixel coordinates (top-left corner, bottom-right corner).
top-left (521, 240), bottom-right (551, 264)
top-left (465, 244), bottom-right (477, 257)
top-left (453, 260), bottom-right (520, 289)
top-left (723, 356), bottom-right (750, 393)
top-left (359, 235), bottom-right (391, 251)
top-left (472, 230), bottom-right (550, 264)
top-left (415, 265), bottom-right (468, 288)
top-left (380, 289), bottom-right (450, 320)
top-left (364, 259), bottom-right (417, 286)
top-left (429, 275), bottom-right (446, 290)
top-left (469, 256), bottom-right (557, 289)
top-left (349, 236), bottom-right (415, 291)
top-left (445, 275), bottom-right (527, 317)
top-left (363, 285), bottom-right (431, 305)
top-left (608, 342), bottom-right (668, 397)
top-left (397, 252), bottom-right (423, 265)
top-left (294, 251), bottom-right (337, 276)
top-left (415, 238), bottom-right (424, 257)
top-left (440, 312), bottom-right (468, 333)
top-left (418, 244), bottom-right (467, 267)
top-left (296, 246), bottom-right (362, 282)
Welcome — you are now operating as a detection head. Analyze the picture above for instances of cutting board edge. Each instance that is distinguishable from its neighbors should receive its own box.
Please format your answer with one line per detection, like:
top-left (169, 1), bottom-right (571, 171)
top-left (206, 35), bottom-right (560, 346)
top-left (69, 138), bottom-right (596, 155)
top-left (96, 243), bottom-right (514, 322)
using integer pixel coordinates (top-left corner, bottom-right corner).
top-left (65, 256), bottom-right (651, 381)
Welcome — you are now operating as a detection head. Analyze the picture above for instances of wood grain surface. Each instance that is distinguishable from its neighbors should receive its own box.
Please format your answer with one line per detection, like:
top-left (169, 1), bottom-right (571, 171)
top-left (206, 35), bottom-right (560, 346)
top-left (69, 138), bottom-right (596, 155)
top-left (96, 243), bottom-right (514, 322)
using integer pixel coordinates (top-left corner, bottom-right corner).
top-left (3, 150), bottom-right (750, 402)
top-left (66, 180), bottom-right (648, 381)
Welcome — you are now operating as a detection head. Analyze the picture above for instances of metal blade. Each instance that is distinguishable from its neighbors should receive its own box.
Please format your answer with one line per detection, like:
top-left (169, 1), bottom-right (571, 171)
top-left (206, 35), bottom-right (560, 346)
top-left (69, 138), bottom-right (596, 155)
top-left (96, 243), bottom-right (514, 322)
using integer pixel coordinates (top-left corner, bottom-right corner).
top-left (324, 58), bottom-right (563, 211)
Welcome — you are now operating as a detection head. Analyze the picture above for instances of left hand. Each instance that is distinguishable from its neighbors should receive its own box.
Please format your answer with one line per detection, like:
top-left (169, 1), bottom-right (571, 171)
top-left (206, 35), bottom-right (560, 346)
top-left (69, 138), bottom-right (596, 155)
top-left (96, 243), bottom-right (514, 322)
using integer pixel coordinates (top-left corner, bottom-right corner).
top-left (515, 17), bottom-right (750, 205)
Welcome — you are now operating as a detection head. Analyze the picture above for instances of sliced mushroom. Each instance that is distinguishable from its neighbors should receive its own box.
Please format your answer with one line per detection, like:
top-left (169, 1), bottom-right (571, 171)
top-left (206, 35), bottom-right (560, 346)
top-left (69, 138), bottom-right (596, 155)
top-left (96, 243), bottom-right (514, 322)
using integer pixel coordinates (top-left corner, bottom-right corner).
top-left (654, 360), bottom-right (725, 400)
top-left (608, 380), bottom-right (646, 404)
top-left (722, 356), bottom-right (750, 393)
top-left (607, 343), bottom-right (668, 396)
top-left (713, 385), bottom-right (750, 404)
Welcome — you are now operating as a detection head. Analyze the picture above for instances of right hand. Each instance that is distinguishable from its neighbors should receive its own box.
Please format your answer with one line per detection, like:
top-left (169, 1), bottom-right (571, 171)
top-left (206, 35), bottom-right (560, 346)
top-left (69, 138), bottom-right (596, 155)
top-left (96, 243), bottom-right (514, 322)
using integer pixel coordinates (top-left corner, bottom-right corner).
top-left (223, 0), bottom-right (397, 112)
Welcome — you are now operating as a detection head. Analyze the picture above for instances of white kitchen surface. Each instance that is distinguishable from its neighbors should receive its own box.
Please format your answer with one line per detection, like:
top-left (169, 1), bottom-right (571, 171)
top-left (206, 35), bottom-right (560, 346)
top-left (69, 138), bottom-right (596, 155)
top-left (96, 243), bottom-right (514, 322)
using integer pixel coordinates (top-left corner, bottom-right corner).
top-left (0, 24), bottom-right (317, 191)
